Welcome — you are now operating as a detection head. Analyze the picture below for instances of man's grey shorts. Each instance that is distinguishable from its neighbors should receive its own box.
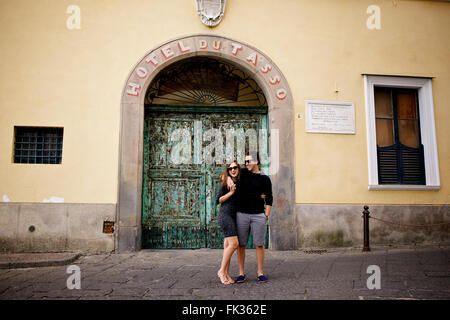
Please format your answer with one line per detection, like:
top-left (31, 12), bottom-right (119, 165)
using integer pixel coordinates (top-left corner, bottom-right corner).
top-left (236, 212), bottom-right (267, 247)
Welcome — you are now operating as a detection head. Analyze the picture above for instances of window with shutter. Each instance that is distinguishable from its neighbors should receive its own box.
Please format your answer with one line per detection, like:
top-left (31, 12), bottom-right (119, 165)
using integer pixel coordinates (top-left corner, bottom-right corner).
top-left (374, 87), bottom-right (425, 185)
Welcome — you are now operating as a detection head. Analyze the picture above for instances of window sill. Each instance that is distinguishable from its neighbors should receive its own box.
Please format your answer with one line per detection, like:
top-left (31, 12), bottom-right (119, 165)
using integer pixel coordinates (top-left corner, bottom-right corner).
top-left (368, 185), bottom-right (440, 191)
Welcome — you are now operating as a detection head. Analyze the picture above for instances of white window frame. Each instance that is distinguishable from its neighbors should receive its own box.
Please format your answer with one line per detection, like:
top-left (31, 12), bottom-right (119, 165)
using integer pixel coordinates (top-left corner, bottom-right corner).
top-left (363, 75), bottom-right (440, 190)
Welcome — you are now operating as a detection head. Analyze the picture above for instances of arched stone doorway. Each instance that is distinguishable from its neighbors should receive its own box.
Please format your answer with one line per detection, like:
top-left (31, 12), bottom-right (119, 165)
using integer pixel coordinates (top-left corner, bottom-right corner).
top-left (143, 56), bottom-right (269, 249)
top-left (117, 35), bottom-right (295, 251)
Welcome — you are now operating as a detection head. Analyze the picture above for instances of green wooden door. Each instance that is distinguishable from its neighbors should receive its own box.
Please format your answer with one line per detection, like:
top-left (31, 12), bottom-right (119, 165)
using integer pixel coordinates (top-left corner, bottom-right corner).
top-left (142, 106), bottom-right (268, 249)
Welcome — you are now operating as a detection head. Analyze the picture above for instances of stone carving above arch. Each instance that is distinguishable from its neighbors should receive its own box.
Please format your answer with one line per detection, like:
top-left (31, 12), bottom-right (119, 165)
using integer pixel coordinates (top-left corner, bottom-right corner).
top-left (118, 34), bottom-right (295, 252)
top-left (196, 0), bottom-right (226, 27)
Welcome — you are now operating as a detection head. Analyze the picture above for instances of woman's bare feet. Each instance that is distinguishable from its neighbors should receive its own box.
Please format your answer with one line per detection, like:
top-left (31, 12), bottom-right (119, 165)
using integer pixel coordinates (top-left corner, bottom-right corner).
top-left (218, 271), bottom-right (231, 285)
top-left (226, 274), bottom-right (235, 284)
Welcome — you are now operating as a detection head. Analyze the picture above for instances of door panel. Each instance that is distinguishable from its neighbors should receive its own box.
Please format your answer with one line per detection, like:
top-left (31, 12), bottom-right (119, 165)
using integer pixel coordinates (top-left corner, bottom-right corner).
top-left (143, 112), bottom-right (206, 248)
top-left (204, 112), bottom-right (263, 248)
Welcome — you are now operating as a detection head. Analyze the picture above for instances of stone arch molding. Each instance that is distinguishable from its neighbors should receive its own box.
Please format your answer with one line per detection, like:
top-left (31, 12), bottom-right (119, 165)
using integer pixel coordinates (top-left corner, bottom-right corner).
top-left (118, 34), bottom-right (296, 252)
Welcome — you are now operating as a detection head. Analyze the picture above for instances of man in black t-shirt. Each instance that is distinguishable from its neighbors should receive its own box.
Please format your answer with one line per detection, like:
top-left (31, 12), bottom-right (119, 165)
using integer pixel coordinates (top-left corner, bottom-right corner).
top-left (228, 151), bottom-right (273, 282)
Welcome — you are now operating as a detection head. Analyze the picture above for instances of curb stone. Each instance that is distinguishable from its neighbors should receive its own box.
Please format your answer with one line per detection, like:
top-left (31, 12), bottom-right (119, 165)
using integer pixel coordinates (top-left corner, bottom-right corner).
top-left (0, 252), bottom-right (82, 269)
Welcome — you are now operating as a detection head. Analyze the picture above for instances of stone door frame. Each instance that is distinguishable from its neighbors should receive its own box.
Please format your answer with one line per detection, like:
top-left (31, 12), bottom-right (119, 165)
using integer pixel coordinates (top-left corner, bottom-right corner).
top-left (117, 34), bottom-right (296, 252)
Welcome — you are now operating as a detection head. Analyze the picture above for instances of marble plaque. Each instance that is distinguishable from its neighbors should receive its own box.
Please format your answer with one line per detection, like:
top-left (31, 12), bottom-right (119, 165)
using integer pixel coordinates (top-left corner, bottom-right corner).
top-left (305, 100), bottom-right (355, 134)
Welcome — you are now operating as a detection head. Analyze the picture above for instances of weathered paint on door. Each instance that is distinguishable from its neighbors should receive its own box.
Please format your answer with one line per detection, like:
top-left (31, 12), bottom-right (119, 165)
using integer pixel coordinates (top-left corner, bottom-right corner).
top-left (142, 106), bottom-right (268, 249)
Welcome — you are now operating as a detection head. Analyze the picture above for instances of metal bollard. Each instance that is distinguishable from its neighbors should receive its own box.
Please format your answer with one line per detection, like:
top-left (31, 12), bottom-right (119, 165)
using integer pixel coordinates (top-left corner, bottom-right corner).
top-left (362, 205), bottom-right (371, 252)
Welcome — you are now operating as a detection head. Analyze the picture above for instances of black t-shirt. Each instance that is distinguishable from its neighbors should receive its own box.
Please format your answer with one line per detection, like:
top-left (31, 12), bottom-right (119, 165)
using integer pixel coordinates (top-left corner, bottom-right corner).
top-left (236, 168), bottom-right (273, 214)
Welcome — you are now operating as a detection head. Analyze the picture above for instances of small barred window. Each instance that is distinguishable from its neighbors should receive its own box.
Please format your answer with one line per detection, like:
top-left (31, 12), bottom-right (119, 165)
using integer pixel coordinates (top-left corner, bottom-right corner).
top-left (14, 127), bottom-right (63, 164)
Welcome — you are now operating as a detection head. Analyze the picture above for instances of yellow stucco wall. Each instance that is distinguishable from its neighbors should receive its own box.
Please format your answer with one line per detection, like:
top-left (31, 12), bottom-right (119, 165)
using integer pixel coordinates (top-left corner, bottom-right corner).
top-left (0, 0), bottom-right (449, 205)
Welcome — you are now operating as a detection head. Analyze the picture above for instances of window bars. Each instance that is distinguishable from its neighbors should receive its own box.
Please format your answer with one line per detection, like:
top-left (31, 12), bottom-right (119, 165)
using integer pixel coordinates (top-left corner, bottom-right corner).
top-left (14, 127), bottom-right (63, 164)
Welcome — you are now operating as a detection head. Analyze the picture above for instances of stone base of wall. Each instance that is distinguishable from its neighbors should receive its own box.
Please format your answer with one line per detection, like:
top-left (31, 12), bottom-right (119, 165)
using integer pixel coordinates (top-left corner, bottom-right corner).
top-left (2, 203), bottom-right (448, 252)
top-left (295, 204), bottom-right (450, 248)
top-left (0, 203), bottom-right (116, 253)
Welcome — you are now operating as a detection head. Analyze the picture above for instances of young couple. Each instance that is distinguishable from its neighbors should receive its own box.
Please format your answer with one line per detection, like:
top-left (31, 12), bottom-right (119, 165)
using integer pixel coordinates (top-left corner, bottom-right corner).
top-left (215, 152), bottom-right (273, 285)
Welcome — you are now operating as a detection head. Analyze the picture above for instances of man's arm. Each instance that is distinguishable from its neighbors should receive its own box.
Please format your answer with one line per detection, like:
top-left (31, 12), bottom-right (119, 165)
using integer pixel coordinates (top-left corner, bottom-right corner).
top-left (265, 205), bottom-right (272, 218)
top-left (263, 176), bottom-right (273, 218)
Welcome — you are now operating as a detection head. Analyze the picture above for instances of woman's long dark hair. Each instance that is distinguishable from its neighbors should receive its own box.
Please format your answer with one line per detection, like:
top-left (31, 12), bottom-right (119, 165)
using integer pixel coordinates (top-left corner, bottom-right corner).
top-left (220, 161), bottom-right (240, 187)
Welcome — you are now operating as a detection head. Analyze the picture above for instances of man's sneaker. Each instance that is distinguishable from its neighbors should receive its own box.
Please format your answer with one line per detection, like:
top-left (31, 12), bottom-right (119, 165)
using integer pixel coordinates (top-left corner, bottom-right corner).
top-left (257, 274), bottom-right (268, 282)
top-left (235, 275), bottom-right (246, 283)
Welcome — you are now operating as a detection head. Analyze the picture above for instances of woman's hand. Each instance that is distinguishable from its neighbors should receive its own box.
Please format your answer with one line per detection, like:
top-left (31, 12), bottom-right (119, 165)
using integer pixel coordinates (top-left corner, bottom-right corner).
top-left (219, 184), bottom-right (236, 204)
top-left (226, 176), bottom-right (234, 189)
top-left (229, 184), bottom-right (236, 195)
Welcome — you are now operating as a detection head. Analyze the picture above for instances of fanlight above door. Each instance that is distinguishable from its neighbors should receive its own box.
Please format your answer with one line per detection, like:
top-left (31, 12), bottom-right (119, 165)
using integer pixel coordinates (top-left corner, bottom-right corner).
top-left (145, 57), bottom-right (267, 107)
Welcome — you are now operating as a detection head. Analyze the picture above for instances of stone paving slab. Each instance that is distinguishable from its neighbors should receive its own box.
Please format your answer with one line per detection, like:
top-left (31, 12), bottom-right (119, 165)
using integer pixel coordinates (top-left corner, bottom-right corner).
top-left (0, 245), bottom-right (449, 300)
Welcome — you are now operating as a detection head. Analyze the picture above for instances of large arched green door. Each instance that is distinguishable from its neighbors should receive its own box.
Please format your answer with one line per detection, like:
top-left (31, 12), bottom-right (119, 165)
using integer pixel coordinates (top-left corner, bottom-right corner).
top-left (141, 57), bottom-right (269, 249)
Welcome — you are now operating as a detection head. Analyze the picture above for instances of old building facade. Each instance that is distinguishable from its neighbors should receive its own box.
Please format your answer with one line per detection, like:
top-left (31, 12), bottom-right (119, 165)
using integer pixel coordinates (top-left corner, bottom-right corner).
top-left (0, 0), bottom-right (449, 253)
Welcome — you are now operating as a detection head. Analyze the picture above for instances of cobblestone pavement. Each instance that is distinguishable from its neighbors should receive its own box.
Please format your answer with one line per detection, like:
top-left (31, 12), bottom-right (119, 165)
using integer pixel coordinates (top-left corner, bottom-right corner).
top-left (0, 245), bottom-right (449, 300)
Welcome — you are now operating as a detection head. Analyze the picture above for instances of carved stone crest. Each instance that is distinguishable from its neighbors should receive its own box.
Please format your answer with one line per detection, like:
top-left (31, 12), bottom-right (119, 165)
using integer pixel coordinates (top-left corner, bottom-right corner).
top-left (196, 0), bottom-right (226, 27)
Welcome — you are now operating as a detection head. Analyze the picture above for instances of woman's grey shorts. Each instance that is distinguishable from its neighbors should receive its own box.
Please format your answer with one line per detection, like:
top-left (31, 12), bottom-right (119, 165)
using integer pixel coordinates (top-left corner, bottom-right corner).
top-left (236, 212), bottom-right (267, 247)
